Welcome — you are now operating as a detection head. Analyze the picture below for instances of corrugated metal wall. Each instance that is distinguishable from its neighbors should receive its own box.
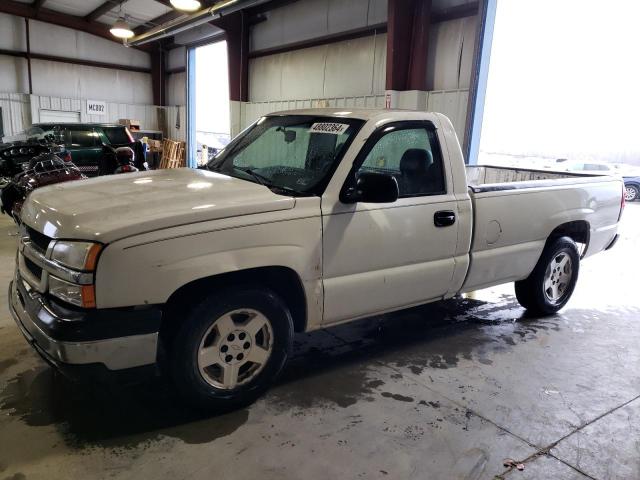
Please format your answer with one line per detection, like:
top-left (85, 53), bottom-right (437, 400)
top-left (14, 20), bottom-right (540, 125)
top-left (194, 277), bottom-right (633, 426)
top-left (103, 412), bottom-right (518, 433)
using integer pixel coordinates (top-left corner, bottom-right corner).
top-left (250, 0), bottom-right (387, 52)
top-left (0, 94), bottom-right (164, 138)
top-left (0, 93), bottom-right (31, 138)
top-left (0, 13), bottom-right (152, 103)
top-left (30, 95), bottom-right (160, 129)
top-left (238, 88), bottom-right (469, 142)
top-left (249, 33), bottom-right (387, 102)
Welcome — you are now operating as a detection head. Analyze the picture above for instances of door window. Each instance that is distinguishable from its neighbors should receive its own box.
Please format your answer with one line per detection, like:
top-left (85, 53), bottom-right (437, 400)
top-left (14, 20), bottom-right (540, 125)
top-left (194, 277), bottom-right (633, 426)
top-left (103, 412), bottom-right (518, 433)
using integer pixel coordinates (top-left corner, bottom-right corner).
top-left (68, 128), bottom-right (97, 148)
top-left (357, 127), bottom-right (445, 197)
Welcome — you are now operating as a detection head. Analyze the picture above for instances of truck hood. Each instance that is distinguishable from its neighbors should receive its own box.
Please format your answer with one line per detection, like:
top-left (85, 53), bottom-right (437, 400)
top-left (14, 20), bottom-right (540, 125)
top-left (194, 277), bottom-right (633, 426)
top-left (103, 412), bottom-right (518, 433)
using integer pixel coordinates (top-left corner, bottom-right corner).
top-left (20, 168), bottom-right (295, 242)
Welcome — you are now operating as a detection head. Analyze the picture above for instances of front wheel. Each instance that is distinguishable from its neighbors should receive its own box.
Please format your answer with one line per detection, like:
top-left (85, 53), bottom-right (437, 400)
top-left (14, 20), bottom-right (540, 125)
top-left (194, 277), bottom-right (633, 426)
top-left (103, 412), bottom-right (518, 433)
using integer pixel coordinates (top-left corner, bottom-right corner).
top-left (625, 184), bottom-right (639, 202)
top-left (515, 236), bottom-right (580, 315)
top-left (169, 287), bottom-right (294, 409)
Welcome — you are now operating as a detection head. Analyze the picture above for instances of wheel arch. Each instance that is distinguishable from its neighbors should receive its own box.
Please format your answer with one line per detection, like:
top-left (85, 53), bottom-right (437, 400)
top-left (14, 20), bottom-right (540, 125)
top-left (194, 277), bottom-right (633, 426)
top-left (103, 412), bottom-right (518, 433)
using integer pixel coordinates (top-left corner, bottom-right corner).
top-left (159, 266), bottom-right (308, 350)
top-left (546, 220), bottom-right (590, 257)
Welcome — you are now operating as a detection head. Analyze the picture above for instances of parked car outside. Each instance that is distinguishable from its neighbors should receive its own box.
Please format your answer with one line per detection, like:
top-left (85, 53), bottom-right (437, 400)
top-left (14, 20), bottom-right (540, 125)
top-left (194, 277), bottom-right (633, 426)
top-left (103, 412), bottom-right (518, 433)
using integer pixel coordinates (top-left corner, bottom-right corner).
top-left (25, 123), bottom-right (134, 176)
top-left (561, 161), bottom-right (617, 175)
top-left (624, 176), bottom-right (640, 201)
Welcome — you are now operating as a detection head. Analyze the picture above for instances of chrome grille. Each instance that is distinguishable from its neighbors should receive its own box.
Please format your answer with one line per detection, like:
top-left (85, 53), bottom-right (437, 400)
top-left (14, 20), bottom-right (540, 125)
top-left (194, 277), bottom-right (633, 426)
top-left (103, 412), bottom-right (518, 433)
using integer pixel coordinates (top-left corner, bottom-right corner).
top-left (23, 256), bottom-right (43, 280)
top-left (25, 226), bottom-right (51, 253)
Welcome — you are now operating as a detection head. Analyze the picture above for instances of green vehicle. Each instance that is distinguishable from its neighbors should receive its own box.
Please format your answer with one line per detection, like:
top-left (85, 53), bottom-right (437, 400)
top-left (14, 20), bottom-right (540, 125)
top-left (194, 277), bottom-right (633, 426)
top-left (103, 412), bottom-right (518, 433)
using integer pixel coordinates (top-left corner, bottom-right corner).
top-left (25, 123), bottom-right (134, 176)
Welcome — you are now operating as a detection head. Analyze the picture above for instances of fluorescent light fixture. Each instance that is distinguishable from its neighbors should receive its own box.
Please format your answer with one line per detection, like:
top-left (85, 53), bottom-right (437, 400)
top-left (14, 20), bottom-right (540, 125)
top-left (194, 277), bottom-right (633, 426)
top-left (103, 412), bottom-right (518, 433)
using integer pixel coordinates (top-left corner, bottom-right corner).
top-left (170, 0), bottom-right (202, 11)
top-left (110, 18), bottom-right (134, 39)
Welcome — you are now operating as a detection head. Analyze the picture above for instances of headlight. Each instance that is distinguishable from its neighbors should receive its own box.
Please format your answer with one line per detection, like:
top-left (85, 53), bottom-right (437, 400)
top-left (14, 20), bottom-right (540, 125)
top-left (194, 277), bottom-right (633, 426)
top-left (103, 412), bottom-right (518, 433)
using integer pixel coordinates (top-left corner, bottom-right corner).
top-left (51, 241), bottom-right (102, 271)
top-left (49, 275), bottom-right (96, 308)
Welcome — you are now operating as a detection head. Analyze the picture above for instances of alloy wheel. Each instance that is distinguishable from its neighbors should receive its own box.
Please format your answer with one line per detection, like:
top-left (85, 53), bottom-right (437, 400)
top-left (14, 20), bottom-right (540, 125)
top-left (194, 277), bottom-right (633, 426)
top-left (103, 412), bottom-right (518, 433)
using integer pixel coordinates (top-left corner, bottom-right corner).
top-left (197, 308), bottom-right (274, 390)
top-left (543, 252), bottom-right (573, 304)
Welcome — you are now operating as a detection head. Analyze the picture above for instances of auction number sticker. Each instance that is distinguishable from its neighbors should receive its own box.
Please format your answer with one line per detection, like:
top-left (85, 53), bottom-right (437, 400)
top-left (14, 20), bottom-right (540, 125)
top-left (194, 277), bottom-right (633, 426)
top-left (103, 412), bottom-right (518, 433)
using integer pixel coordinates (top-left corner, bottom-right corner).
top-left (309, 123), bottom-right (349, 135)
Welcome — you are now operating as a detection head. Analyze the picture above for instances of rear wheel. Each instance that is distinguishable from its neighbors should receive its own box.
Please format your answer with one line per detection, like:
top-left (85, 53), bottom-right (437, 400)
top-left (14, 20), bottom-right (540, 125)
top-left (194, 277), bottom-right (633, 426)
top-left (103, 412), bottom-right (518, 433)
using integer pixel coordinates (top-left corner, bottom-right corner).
top-left (515, 236), bottom-right (580, 315)
top-left (169, 287), bottom-right (293, 409)
top-left (625, 185), bottom-right (639, 202)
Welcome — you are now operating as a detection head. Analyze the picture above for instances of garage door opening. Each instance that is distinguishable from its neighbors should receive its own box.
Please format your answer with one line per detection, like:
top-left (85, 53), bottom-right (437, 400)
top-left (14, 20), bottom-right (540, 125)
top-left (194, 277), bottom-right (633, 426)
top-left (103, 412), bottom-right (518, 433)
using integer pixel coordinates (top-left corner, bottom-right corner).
top-left (476, 0), bottom-right (640, 177)
top-left (187, 40), bottom-right (231, 168)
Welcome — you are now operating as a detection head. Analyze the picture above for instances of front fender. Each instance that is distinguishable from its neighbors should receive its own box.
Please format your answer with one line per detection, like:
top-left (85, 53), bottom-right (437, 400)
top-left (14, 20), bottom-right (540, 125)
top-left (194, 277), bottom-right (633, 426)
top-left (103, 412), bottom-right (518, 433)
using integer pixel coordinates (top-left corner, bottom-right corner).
top-left (95, 211), bottom-right (323, 327)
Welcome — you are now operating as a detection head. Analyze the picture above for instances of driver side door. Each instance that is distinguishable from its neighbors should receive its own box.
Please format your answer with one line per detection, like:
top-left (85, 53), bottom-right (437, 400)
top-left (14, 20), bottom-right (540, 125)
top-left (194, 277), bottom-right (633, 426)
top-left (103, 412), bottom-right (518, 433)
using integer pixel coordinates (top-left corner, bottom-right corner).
top-left (321, 122), bottom-right (460, 325)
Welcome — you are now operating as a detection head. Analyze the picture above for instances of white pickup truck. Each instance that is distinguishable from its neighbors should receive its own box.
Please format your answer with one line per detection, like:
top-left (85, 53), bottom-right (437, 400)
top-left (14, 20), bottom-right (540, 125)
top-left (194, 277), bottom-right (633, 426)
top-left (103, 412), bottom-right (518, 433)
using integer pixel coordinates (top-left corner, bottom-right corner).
top-left (9, 109), bottom-right (624, 408)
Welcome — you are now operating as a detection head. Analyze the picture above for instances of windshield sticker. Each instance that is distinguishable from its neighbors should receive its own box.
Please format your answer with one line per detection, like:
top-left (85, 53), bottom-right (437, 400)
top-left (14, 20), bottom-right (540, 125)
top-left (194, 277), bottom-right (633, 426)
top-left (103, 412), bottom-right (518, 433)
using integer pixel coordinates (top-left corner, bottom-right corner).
top-left (309, 123), bottom-right (350, 135)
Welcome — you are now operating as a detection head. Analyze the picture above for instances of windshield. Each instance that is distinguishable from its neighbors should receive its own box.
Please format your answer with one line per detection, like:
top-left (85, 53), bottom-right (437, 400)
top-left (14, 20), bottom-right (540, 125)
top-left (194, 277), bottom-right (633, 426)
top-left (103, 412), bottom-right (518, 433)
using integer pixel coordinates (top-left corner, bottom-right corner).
top-left (209, 115), bottom-right (364, 195)
top-left (26, 125), bottom-right (65, 144)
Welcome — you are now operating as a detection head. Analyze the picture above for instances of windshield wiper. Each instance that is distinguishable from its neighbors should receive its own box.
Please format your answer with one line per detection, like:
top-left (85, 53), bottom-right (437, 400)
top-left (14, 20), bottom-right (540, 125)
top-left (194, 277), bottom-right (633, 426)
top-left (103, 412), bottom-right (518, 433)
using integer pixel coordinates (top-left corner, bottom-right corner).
top-left (235, 166), bottom-right (269, 185)
top-left (234, 166), bottom-right (308, 197)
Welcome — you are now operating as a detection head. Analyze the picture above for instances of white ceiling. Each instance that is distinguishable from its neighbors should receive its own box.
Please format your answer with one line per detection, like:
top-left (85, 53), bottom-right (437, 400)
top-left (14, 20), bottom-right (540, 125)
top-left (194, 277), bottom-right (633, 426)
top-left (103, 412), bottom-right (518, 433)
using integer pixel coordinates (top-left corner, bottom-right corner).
top-left (22, 0), bottom-right (177, 28)
top-left (97, 0), bottom-right (174, 28)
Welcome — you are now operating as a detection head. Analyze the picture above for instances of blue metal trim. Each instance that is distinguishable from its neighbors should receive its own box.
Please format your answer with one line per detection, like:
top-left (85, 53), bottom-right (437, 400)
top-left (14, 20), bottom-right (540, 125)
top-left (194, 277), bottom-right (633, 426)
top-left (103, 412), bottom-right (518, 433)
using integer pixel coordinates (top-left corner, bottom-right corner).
top-left (466, 0), bottom-right (497, 165)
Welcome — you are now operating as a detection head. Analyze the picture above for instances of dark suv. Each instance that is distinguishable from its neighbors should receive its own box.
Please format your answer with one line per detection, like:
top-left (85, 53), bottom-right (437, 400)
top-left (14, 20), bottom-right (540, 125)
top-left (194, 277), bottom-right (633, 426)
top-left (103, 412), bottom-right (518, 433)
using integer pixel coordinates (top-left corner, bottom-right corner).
top-left (25, 123), bottom-right (134, 176)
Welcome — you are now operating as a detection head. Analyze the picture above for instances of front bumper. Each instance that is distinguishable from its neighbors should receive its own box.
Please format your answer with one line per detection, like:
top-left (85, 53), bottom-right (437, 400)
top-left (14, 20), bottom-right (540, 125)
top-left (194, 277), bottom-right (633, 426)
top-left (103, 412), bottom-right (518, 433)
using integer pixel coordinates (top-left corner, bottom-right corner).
top-left (9, 272), bottom-right (162, 376)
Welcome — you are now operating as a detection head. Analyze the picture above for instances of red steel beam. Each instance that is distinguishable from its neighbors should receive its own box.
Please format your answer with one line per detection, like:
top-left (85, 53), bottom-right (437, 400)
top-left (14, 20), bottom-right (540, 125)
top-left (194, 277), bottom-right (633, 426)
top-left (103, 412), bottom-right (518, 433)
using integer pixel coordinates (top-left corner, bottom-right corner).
top-left (0, 48), bottom-right (151, 73)
top-left (219, 11), bottom-right (249, 102)
top-left (386, 0), bottom-right (432, 91)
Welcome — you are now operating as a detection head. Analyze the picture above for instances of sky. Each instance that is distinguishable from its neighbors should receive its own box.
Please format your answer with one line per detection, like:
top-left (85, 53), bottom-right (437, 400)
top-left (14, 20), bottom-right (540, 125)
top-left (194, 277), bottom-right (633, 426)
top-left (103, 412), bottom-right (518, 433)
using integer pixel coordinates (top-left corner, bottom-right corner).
top-left (195, 40), bottom-right (230, 136)
top-left (479, 0), bottom-right (640, 164)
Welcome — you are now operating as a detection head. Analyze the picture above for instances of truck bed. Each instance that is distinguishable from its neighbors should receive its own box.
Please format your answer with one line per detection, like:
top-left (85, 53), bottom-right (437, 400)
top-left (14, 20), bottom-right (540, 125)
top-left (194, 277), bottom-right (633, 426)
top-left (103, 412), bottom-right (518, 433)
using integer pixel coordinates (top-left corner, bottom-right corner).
top-left (461, 164), bottom-right (622, 293)
top-left (466, 165), bottom-right (609, 193)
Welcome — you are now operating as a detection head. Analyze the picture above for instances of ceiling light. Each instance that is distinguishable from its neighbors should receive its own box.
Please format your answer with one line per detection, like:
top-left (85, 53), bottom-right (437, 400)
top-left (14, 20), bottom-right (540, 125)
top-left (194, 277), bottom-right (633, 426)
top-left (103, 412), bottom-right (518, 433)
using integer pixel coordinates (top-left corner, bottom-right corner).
top-left (170, 0), bottom-right (202, 11)
top-left (110, 18), bottom-right (134, 39)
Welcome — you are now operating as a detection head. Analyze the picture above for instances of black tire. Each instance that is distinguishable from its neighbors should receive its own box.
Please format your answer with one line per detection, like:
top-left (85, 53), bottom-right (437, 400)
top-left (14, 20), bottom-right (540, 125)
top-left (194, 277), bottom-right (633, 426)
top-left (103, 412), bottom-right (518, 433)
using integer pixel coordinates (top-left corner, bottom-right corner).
top-left (625, 184), bottom-right (639, 202)
top-left (514, 236), bottom-right (580, 316)
top-left (169, 287), bottom-right (293, 410)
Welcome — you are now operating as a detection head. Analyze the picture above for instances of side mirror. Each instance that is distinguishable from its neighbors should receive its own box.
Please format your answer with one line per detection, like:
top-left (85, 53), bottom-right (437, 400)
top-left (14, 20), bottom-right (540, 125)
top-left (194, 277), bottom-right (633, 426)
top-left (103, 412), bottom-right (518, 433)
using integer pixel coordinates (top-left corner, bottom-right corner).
top-left (342, 172), bottom-right (399, 203)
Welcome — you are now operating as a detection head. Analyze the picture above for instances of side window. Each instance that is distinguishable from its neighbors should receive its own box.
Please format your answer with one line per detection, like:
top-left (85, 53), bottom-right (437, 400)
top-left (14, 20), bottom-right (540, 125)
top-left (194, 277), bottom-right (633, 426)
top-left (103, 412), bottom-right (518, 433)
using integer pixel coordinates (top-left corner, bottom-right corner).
top-left (357, 127), bottom-right (445, 197)
top-left (68, 128), bottom-right (97, 148)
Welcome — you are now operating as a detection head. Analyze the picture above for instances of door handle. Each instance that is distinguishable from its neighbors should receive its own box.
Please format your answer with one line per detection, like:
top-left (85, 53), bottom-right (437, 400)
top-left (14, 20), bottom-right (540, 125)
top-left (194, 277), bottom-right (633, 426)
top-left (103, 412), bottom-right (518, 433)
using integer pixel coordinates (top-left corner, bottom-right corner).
top-left (434, 210), bottom-right (456, 227)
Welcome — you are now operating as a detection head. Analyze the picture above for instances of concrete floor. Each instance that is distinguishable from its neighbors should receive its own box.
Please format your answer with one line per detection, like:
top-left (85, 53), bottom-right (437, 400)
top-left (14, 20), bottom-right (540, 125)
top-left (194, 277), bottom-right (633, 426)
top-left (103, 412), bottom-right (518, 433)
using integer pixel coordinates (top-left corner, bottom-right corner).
top-left (1, 204), bottom-right (639, 480)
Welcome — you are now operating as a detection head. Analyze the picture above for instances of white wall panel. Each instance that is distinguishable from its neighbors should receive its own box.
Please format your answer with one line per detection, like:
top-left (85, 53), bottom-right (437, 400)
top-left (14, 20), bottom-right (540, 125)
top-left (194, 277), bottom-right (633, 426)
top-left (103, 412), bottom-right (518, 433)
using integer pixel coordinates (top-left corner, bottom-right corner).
top-left (28, 19), bottom-right (150, 68)
top-left (29, 94), bottom-right (161, 130)
top-left (281, 46), bottom-right (328, 99)
top-left (30, 60), bottom-right (153, 104)
top-left (167, 72), bottom-right (187, 106)
top-left (165, 105), bottom-right (186, 141)
top-left (324, 36), bottom-right (376, 97)
top-left (167, 47), bottom-right (186, 71)
top-left (251, 0), bottom-right (387, 52)
top-left (249, 33), bottom-right (386, 102)
top-left (0, 13), bottom-right (26, 51)
top-left (327, 0), bottom-right (369, 33)
top-left (427, 89), bottom-right (469, 144)
top-left (367, 0), bottom-right (388, 25)
top-left (0, 56), bottom-right (28, 94)
top-left (457, 16), bottom-right (478, 89)
top-left (0, 93), bottom-right (31, 138)
top-left (249, 54), bottom-right (284, 101)
top-left (0, 12), bottom-right (152, 104)
top-left (427, 16), bottom-right (478, 91)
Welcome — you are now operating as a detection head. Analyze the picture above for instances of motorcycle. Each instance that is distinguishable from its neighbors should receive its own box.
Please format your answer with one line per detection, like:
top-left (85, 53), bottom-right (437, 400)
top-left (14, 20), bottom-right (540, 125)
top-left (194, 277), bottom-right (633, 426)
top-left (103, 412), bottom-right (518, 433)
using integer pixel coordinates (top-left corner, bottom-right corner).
top-left (98, 143), bottom-right (149, 176)
top-left (1, 142), bottom-right (149, 222)
top-left (0, 153), bottom-right (84, 222)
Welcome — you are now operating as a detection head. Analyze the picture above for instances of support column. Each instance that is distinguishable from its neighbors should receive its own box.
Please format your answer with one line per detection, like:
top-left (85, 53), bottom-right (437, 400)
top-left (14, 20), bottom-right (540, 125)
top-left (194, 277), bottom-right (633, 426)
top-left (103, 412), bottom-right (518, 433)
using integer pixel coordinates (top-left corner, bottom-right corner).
top-left (151, 42), bottom-right (167, 106)
top-left (385, 0), bottom-right (432, 108)
top-left (217, 11), bottom-right (249, 136)
top-left (223, 11), bottom-right (249, 103)
top-left (25, 18), bottom-right (33, 95)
